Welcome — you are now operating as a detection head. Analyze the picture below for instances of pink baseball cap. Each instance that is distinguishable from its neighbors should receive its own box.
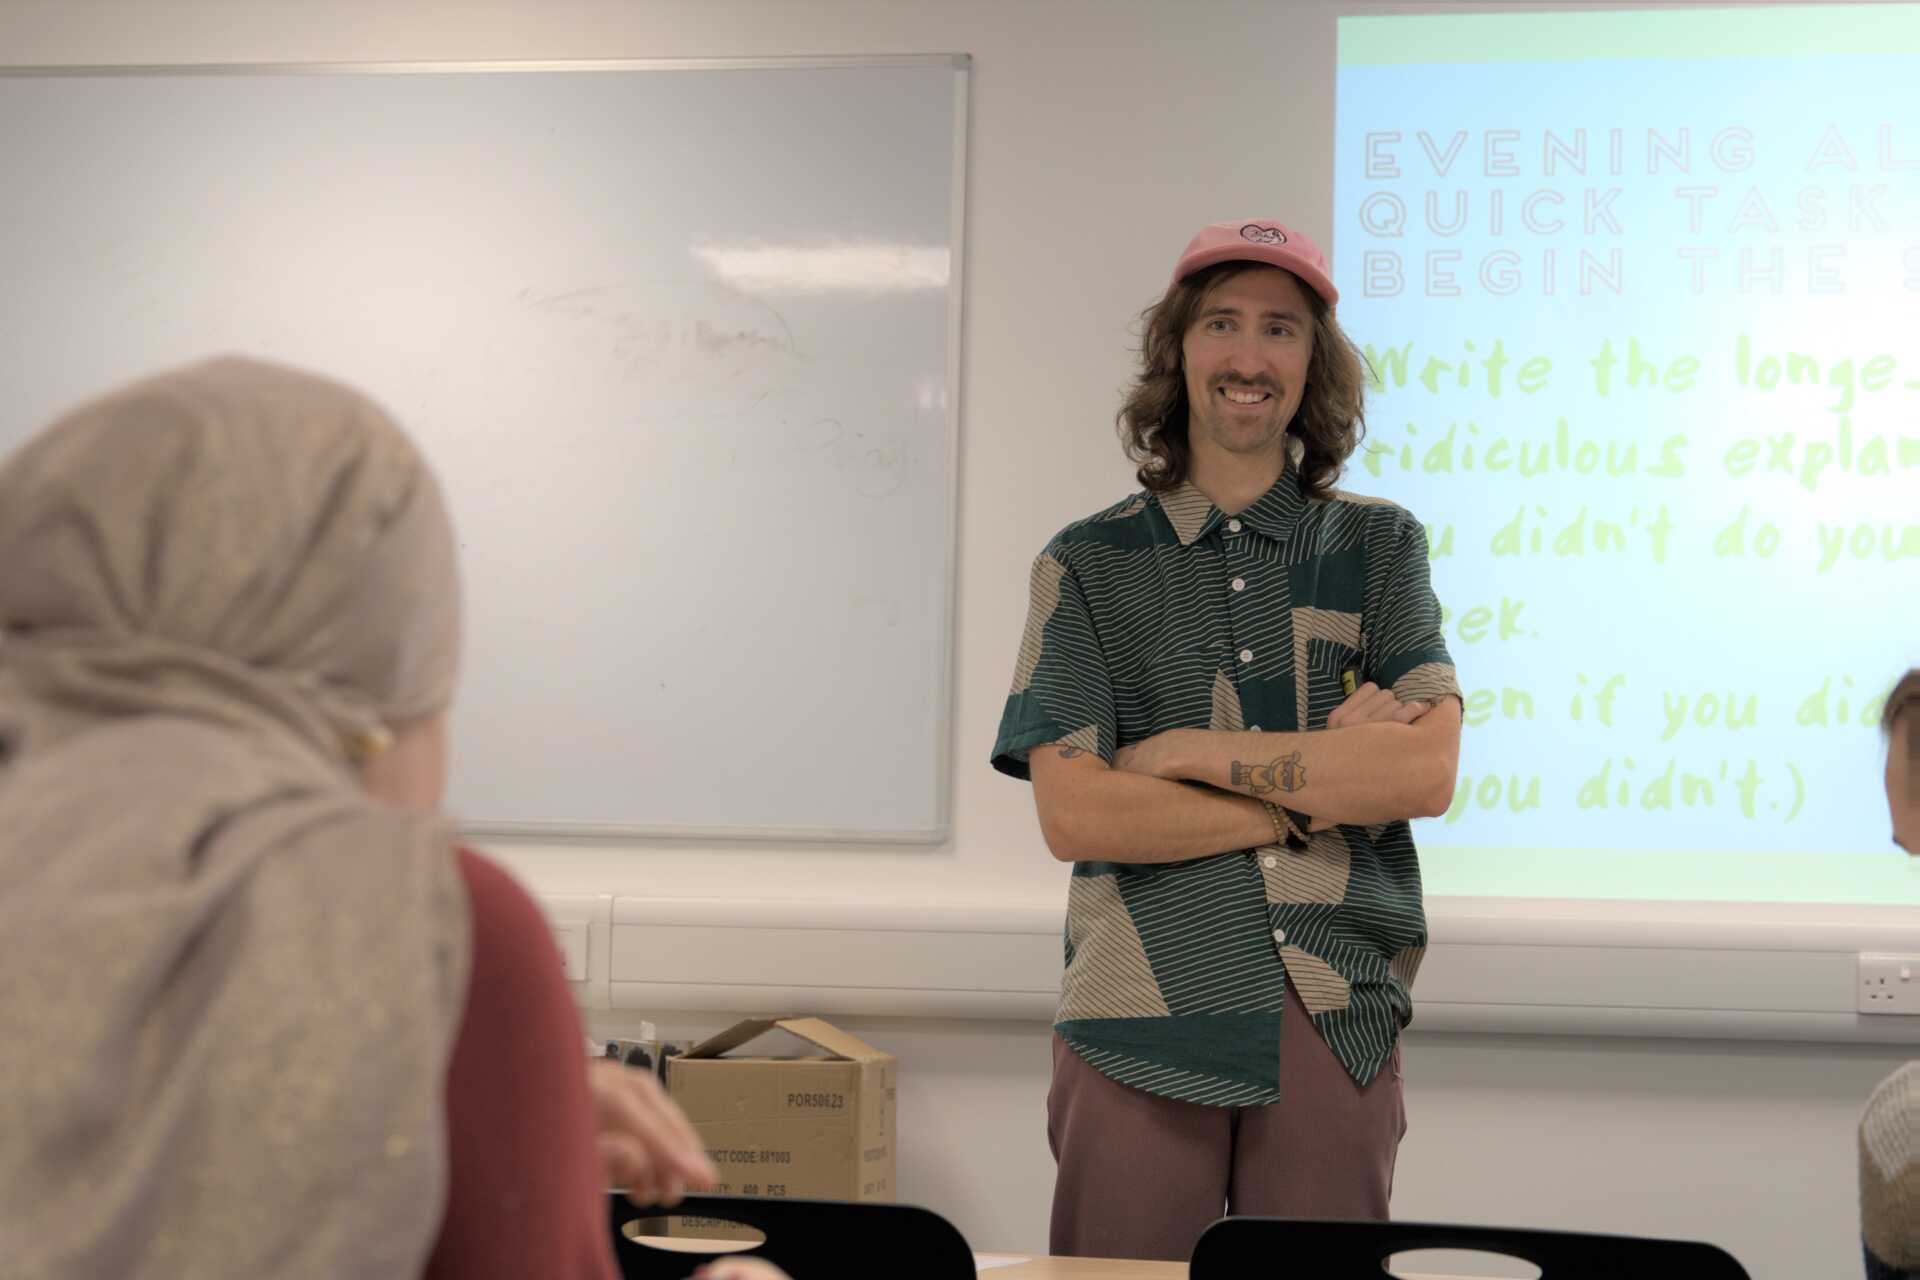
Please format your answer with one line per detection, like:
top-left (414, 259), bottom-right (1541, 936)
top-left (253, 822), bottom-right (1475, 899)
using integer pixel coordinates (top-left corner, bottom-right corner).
top-left (1170, 219), bottom-right (1338, 306)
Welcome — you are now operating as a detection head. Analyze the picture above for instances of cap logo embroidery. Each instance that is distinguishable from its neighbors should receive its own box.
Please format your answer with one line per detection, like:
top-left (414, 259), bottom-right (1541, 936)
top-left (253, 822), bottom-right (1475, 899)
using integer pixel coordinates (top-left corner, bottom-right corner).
top-left (1240, 224), bottom-right (1288, 245)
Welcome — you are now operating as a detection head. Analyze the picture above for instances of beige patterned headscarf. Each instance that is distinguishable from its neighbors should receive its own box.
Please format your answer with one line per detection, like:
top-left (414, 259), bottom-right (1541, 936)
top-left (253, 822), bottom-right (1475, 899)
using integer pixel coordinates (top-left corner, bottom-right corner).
top-left (0, 357), bottom-right (472, 1277)
top-left (1862, 1060), bottom-right (1918, 1271)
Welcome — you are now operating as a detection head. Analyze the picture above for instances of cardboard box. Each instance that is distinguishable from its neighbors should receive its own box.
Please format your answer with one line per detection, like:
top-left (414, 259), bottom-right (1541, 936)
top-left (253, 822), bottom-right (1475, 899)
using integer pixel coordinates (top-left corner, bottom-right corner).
top-left (664, 1016), bottom-right (896, 1233)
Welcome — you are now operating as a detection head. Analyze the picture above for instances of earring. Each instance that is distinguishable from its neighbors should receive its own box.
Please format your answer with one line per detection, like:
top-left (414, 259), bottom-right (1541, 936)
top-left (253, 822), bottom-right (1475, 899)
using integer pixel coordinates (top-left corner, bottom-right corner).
top-left (345, 724), bottom-right (394, 760)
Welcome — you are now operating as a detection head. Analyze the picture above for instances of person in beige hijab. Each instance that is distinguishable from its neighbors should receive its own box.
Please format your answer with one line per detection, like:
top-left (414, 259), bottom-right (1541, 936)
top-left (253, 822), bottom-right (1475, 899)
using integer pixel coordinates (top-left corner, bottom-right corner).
top-left (0, 357), bottom-right (717, 1277)
top-left (1860, 670), bottom-right (1917, 1280)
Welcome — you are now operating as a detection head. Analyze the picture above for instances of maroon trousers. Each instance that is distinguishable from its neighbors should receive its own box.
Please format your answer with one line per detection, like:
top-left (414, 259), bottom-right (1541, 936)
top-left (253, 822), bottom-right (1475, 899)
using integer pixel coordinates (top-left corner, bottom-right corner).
top-left (1046, 981), bottom-right (1406, 1261)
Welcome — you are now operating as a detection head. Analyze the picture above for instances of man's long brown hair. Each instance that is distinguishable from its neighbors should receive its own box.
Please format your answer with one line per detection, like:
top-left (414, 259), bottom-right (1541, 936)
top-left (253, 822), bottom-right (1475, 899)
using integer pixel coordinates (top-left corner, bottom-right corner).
top-left (1116, 261), bottom-right (1370, 500)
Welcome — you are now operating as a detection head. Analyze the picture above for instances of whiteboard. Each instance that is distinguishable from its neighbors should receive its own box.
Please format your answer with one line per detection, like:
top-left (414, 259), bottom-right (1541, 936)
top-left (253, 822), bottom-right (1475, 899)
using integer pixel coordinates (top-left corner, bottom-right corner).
top-left (0, 57), bottom-right (968, 842)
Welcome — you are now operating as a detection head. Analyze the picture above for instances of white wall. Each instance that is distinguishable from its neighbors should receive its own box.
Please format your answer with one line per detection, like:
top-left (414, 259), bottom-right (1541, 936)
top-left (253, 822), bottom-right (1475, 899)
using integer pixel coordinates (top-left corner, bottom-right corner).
top-left (4, 3), bottom-right (1908, 1277)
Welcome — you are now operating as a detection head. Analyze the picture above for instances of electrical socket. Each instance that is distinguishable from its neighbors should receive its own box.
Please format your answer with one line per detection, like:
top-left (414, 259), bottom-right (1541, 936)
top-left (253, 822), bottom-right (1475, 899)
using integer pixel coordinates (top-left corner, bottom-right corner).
top-left (1858, 953), bottom-right (1920, 1015)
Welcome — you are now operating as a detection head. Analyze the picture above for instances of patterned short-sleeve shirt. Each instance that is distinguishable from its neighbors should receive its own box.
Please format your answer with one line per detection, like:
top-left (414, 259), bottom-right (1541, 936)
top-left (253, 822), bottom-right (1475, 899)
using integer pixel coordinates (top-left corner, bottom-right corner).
top-left (991, 463), bottom-right (1459, 1106)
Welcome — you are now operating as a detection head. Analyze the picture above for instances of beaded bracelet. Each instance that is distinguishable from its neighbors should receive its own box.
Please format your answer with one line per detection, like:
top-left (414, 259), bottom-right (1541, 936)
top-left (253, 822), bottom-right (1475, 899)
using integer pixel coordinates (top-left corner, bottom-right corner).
top-left (1262, 802), bottom-right (1311, 851)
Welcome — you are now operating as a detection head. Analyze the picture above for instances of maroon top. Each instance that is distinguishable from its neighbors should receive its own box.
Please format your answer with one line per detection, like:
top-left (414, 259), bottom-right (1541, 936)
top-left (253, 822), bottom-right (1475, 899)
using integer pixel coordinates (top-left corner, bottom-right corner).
top-left (424, 848), bottom-right (617, 1279)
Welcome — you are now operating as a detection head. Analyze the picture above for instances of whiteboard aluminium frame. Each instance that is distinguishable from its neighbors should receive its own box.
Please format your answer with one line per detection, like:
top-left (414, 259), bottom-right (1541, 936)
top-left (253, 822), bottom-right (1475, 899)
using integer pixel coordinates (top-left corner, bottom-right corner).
top-left (0, 55), bottom-right (972, 847)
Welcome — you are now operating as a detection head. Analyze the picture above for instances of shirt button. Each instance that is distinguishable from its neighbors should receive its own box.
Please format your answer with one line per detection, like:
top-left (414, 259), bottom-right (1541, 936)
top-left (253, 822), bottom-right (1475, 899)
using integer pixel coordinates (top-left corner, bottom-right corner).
top-left (1262, 855), bottom-right (1277, 869)
top-left (1272, 928), bottom-right (1287, 944)
top-left (1227, 518), bottom-right (1243, 533)
top-left (1238, 648), bottom-right (1254, 664)
top-left (1248, 724), bottom-right (1261, 732)
top-left (1231, 577), bottom-right (1247, 592)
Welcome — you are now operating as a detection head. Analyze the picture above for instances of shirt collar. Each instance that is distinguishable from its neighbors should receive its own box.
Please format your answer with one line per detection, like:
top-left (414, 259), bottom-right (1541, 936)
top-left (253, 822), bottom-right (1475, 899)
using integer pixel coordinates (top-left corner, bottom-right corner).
top-left (1155, 463), bottom-right (1309, 547)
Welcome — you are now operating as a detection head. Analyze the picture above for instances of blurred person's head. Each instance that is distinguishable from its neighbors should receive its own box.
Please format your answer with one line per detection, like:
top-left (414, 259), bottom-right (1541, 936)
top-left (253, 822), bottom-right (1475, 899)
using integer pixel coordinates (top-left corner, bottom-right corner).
top-left (1884, 669), bottom-right (1919, 855)
top-left (0, 354), bottom-right (462, 796)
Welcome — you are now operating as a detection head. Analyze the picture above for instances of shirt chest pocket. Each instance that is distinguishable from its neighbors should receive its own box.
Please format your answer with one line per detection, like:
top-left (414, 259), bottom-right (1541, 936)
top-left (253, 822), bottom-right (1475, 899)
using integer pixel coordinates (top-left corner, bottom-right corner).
top-left (1295, 610), bottom-right (1366, 731)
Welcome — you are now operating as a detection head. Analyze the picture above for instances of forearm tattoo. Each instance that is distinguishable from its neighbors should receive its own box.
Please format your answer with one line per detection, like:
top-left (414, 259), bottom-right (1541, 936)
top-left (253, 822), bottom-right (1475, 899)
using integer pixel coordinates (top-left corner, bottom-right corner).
top-left (1230, 751), bottom-right (1307, 795)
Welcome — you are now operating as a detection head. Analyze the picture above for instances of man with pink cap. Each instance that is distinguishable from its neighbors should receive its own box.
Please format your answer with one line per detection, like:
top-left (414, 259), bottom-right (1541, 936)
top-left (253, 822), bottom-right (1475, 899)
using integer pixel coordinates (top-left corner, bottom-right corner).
top-left (992, 220), bottom-right (1464, 1259)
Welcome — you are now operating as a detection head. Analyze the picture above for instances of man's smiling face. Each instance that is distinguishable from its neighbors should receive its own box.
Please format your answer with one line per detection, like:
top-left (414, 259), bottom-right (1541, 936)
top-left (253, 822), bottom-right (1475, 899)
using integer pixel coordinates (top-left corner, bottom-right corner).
top-left (1181, 265), bottom-right (1315, 460)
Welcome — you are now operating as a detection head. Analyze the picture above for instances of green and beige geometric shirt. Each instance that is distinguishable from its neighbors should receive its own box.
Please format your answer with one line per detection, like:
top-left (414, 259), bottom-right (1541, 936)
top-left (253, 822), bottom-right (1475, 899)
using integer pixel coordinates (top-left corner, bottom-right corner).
top-left (991, 462), bottom-right (1459, 1106)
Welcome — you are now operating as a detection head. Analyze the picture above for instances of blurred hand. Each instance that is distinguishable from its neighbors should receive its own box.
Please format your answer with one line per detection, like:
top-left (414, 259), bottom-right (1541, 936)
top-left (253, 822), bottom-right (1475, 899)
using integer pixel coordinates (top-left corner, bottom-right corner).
top-left (587, 1058), bottom-right (718, 1206)
top-left (1325, 682), bottom-right (1431, 731)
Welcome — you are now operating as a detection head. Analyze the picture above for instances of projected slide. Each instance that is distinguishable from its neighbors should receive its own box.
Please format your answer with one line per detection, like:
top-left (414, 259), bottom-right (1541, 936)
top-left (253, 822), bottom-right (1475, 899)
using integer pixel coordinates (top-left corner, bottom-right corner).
top-left (1334, 7), bottom-right (1919, 902)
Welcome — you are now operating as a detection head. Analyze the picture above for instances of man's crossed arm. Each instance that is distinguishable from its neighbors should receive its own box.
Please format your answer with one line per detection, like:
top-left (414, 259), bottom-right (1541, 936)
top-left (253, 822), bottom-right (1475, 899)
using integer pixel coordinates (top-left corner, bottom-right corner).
top-left (1029, 683), bottom-right (1461, 864)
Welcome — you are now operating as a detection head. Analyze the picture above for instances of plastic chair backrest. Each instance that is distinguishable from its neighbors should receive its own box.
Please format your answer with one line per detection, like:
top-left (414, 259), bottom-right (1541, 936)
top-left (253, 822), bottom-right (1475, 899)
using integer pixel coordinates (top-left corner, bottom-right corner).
top-left (609, 1193), bottom-right (975, 1279)
top-left (1190, 1216), bottom-right (1752, 1280)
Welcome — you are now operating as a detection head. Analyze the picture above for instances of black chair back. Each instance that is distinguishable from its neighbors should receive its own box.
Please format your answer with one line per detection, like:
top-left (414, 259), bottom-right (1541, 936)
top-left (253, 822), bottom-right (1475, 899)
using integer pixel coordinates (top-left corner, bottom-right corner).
top-left (1191, 1217), bottom-right (1751, 1280)
top-left (609, 1193), bottom-right (974, 1279)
